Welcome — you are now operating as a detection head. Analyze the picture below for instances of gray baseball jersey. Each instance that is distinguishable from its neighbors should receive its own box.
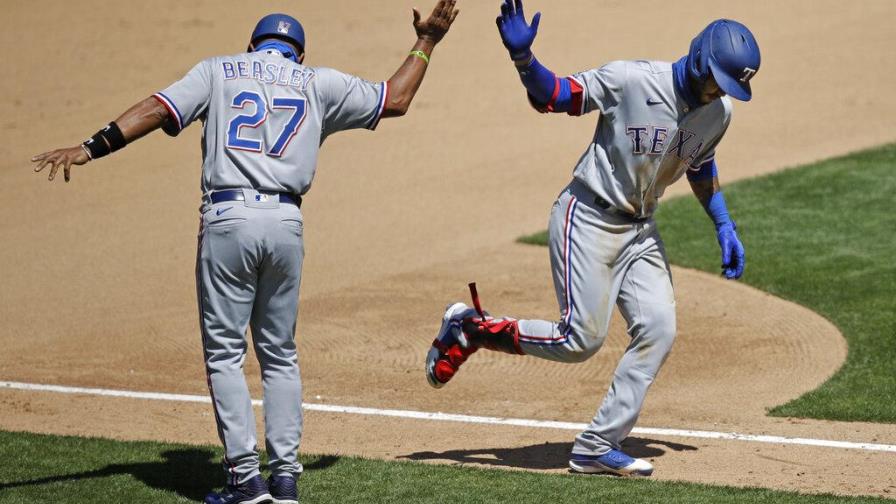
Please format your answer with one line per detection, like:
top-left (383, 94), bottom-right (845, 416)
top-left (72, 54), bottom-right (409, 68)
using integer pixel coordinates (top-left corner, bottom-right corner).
top-left (154, 50), bottom-right (387, 196)
top-left (154, 49), bottom-right (386, 484)
top-left (568, 60), bottom-right (731, 217)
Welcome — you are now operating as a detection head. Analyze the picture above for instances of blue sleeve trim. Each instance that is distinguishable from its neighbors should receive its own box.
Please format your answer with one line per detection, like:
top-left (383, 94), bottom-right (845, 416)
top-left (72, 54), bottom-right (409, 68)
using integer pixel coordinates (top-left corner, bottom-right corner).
top-left (367, 81), bottom-right (388, 130)
top-left (155, 92), bottom-right (183, 130)
top-left (554, 78), bottom-right (572, 112)
top-left (687, 159), bottom-right (717, 182)
top-left (517, 57), bottom-right (574, 113)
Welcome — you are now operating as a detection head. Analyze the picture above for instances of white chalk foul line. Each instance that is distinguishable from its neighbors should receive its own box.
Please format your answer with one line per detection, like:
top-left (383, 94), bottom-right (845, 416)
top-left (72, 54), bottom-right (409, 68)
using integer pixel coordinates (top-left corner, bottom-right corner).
top-left (3, 380), bottom-right (895, 453)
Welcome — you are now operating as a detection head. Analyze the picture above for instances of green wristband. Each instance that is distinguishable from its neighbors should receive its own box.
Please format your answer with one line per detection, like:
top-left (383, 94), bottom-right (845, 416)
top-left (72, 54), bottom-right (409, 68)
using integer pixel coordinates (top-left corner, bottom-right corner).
top-left (409, 50), bottom-right (430, 64)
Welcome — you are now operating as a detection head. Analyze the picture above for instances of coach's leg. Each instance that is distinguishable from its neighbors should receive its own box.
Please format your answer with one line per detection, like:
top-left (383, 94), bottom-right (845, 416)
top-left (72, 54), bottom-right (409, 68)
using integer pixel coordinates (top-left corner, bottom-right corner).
top-left (250, 206), bottom-right (305, 478)
top-left (197, 205), bottom-right (262, 485)
top-left (573, 228), bottom-right (676, 456)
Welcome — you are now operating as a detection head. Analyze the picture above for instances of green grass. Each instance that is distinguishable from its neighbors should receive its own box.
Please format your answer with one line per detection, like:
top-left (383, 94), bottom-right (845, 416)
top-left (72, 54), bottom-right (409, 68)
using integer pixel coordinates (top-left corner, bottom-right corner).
top-left (3, 149), bottom-right (893, 504)
top-left (519, 144), bottom-right (896, 422)
top-left (0, 430), bottom-right (888, 503)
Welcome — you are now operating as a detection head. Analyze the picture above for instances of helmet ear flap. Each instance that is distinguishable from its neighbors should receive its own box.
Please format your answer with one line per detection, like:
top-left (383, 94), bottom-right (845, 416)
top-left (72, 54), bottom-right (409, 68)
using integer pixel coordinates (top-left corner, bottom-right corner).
top-left (687, 22), bottom-right (718, 85)
top-left (687, 33), bottom-right (706, 83)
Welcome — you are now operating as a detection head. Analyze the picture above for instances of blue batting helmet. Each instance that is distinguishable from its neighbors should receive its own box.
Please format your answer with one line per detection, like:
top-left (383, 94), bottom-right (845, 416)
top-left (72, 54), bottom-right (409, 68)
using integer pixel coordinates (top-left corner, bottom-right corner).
top-left (248, 14), bottom-right (305, 53)
top-left (687, 19), bottom-right (761, 101)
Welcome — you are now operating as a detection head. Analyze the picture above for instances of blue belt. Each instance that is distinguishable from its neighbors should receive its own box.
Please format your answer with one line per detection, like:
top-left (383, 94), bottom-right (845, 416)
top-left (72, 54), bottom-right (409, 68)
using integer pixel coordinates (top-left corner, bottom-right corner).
top-left (210, 190), bottom-right (302, 208)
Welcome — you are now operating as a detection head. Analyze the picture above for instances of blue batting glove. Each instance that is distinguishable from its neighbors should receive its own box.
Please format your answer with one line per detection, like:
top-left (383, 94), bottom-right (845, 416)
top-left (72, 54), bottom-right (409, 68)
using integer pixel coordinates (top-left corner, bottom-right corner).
top-left (495, 0), bottom-right (541, 61)
top-left (716, 222), bottom-right (745, 279)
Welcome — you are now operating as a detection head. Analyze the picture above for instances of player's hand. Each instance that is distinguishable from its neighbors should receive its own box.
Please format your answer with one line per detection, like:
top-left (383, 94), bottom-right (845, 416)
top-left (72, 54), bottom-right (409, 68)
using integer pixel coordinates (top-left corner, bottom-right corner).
top-left (716, 222), bottom-right (745, 279)
top-left (496, 0), bottom-right (541, 61)
top-left (31, 146), bottom-right (90, 183)
top-left (413, 0), bottom-right (459, 44)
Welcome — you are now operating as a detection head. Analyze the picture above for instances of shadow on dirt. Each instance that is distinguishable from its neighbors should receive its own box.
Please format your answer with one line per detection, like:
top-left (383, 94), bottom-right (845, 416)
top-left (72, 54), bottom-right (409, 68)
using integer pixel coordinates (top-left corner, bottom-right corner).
top-left (399, 437), bottom-right (697, 470)
top-left (0, 448), bottom-right (340, 501)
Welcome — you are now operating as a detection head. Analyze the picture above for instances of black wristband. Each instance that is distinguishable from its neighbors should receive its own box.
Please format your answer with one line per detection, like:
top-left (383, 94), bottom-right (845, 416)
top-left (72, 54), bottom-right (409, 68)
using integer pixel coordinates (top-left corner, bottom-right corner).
top-left (100, 122), bottom-right (127, 152)
top-left (81, 122), bottom-right (127, 160)
top-left (82, 132), bottom-right (111, 159)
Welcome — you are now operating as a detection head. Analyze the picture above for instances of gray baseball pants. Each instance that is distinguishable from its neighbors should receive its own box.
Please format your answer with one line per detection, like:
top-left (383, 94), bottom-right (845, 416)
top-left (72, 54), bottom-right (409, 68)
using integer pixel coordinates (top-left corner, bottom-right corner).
top-left (196, 190), bottom-right (305, 485)
top-left (514, 179), bottom-right (677, 456)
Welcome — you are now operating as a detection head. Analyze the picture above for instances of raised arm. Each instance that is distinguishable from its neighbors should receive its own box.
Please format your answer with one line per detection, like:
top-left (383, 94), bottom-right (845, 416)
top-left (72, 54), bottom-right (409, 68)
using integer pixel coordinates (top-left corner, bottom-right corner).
top-left (382, 0), bottom-right (459, 118)
top-left (688, 160), bottom-right (745, 280)
top-left (496, 0), bottom-right (580, 113)
top-left (31, 98), bottom-right (169, 182)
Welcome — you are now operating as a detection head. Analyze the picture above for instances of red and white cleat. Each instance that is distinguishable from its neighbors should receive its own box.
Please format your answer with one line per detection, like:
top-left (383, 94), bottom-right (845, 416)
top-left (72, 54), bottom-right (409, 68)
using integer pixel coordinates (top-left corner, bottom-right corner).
top-left (425, 302), bottom-right (480, 388)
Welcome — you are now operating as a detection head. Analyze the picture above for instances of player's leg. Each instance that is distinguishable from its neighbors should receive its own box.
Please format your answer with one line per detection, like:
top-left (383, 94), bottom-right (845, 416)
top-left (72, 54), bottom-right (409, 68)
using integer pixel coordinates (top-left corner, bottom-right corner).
top-left (427, 182), bottom-right (631, 386)
top-left (248, 204), bottom-right (305, 487)
top-left (515, 187), bottom-right (626, 361)
top-left (570, 226), bottom-right (676, 476)
top-left (197, 204), bottom-right (265, 487)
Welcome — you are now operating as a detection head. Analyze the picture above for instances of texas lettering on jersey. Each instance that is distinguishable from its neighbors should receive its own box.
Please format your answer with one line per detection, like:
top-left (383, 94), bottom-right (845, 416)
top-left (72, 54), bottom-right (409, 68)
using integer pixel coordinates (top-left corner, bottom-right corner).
top-left (626, 125), bottom-right (705, 168)
top-left (625, 126), bottom-right (669, 156)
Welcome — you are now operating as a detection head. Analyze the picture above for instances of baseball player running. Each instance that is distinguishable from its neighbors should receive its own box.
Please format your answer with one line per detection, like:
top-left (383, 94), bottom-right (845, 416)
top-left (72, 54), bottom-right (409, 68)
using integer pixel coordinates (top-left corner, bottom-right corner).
top-left (426, 0), bottom-right (759, 477)
top-left (32, 2), bottom-right (459, 503)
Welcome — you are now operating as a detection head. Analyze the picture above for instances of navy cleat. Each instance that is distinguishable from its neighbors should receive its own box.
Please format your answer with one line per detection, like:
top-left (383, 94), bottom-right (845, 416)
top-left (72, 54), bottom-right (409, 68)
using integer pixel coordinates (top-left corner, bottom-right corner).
top-left (568, 449), bottom-right (654, 477)
top-left (268, 474), bottom-right (299, 504)
top-left (204, 474), bottom-right (273, 504)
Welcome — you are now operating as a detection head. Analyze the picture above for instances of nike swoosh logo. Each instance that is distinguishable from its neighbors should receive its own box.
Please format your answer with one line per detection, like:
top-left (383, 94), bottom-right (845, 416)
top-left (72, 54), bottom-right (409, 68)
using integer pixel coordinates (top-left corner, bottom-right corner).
top-left (216, 206), bottom-right (234, 216)
top-left (646, 98), bottom-right (663, 105)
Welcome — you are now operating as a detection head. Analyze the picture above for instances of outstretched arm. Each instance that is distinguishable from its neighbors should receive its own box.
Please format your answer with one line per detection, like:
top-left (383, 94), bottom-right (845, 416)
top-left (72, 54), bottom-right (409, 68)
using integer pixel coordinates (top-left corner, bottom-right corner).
top-left (688, 160), bottom-right (745, 280)
top-left (496, 0), bottom-right (580, 113)
top-left (31, 98), bottom-right (169, 182)
top-left (382, 0), bottom-right (460, 117)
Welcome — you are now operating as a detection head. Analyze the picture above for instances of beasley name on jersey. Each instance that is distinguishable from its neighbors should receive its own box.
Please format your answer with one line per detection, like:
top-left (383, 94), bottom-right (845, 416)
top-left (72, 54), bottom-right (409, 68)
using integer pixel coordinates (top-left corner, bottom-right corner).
top-left (221, 59), bottom-right (315, 90)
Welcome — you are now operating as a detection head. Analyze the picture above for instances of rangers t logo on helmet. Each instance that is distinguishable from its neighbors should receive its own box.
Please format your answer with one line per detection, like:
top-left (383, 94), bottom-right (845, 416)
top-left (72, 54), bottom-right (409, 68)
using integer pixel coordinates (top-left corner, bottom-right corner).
top-left (687, 19), bottom-right (761, 101)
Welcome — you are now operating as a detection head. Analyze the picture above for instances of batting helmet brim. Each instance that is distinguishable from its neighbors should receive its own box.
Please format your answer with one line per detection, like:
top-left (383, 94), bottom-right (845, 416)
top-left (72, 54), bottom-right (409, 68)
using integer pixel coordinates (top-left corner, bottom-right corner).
top-left (708, 60), bottom-right (752, 102)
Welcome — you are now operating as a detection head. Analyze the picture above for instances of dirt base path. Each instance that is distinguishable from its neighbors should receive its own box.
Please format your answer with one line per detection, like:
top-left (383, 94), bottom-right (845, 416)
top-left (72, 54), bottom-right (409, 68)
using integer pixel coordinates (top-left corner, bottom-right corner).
top-left (3, 0), bottom-right (896, 499)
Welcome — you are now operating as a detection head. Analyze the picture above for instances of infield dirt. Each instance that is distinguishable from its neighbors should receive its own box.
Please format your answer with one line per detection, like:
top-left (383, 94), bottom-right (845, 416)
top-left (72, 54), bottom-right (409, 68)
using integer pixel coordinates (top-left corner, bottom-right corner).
top-left (2, 0), bottom-right (895, 499)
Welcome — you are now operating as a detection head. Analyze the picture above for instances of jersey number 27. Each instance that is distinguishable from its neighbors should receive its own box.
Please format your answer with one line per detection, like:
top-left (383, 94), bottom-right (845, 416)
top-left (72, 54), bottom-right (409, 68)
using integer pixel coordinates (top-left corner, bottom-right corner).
top-left (226, 91), bottom-right (306, 157)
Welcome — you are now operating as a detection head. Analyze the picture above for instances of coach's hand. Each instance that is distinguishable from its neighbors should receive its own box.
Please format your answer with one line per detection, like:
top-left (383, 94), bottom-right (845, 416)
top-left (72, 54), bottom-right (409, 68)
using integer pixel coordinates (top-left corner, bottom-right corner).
top-left (496, 0), bottom-right (541, 61)
top-left (32, 146), bottom-right (90, 183)
top-left (413, 0), bottom-right (459, 44)
top-left (717, 222), bottom-right (745, 279)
